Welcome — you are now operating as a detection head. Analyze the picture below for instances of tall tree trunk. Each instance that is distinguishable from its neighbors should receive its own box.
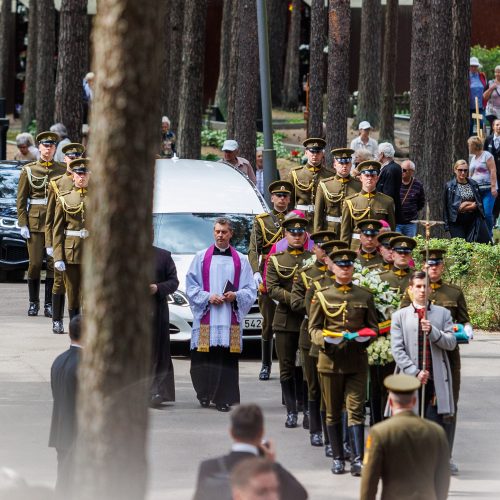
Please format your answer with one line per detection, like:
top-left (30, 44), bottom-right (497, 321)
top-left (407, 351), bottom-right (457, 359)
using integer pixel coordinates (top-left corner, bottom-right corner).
top-left (226, 0), bottom-right (240, 138)
top-left (451, 0), bottom-right (472, 163)
top-left (409, 0), bottom-right (430, 167)
top-left (159, 0), bottom-right (171, 118)
top-left (35, 0), bottom-right (56, 133)
top-left (423, 0), bottom-right (453, 226)
top-left (214, 0), bottom-right (231, 120)
top-left (233, 0), bottom-right (258, 167)
top-left (22, 0), bottom-right (37, 131)
top-left (267, 0), bottom-right (288, 107)
top-left (282, 0), bottom-right (301, 111)
top-left (73, 0), bottom-right (161, 498)
top-left (54, 0), bottom-right (87, 142)
top-left (0, 0), bottom-right (12, 98)
top-left (177, 0), bottom-right (208, 159)
top-left (378, 0), bottom-right (398, 144)
top-left (308, 0), bottom-right (326, 138)
top-left (326, 0), bottom-right (351, 156)
top-left (355, 0), bottom-right (381, 129)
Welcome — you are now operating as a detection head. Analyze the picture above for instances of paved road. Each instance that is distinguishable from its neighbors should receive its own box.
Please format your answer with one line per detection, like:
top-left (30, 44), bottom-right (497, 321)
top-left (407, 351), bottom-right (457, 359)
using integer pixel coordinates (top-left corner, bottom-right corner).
top-left (1, 281), bottom-right (499, 499)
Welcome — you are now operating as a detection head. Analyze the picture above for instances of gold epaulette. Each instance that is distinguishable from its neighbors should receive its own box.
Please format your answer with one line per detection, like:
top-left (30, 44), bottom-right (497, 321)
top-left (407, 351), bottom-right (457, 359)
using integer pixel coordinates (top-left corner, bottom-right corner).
top-left (256, 212), bottom-right (270, 219)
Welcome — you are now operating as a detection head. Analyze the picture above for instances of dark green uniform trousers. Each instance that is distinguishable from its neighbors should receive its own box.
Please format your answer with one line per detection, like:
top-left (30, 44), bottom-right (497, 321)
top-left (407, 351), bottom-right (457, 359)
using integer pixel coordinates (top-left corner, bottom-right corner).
top-left (27, 232), bottom-right (53, 279)
top-left (301, 347), bottom-right (321, 401)
top-left (258, 293), bottom-right (276, 341)
top-left (65, 264), bottom-right (81, 310)
top-left (275, 331), bottom-right (299, 381)
top-left (52, 268), bottom-right (66, 295)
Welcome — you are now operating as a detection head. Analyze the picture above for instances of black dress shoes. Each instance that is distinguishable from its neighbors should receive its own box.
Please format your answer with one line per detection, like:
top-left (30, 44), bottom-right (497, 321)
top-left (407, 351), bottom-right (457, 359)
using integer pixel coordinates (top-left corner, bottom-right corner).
top-left (216, 403), bottom-right (230, 412)
top-left (302, 410), bottom-right (310, 430)
top-left (52, 320), bottom-right (65, 334)
top-left (332, 459), bottom-right (345, 475)
top-left (199, 398), bottom-right (210, 408)
top-left (310, 432), bottom-right (323, 447)
top-left (150, 394), bottom-right (163, 408)
top-left (285, 411), bottom-right (298, 428)
top-left (324, 444), bottom-right (333, 457)
top-left (44, 303), bottom-right (53, 318)
top-left (28, 302), bottom-right (39, 316)
top-left (259, 365), bottom-right (271, 381)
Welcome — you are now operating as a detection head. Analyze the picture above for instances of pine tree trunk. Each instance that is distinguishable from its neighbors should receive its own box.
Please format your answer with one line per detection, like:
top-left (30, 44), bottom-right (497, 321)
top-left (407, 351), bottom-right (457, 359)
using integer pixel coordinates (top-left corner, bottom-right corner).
top-left (308, 0), bottom-right (326, 138)
top-left (35, 0), bottom-right (56, 133)
top-left (378, 0), bottom-right (398, 144)
top-left (233, 0), bottom-right (258, 167)
top-left (226, 0), bottom-right (240, 138)
top-left (0, 0), bottom-right (12, 98)
top-left (282, 0), bottom-right (301, 111)
top-left (451, 0), bottom-right (471, 163)
top-left (73, 0), bottom-right (161, 498)
top-left (409, 0), bottom-right (430, 167)
top-left (267, 0), bottom-right (288, 108)
top-left (326, 0), bottom-right (350, 156)
top-left (423, 0), bottom-right (453, 226)
top-left (214, 0), bottom-right (232, 120)
top-left (355, 0), bottom-right (381, 129)
top-left (22, 0), bottom-right (37, 131)
top-left (54, 0), bottom-right (87, 142)
top-left (160, 0), bottom-right (171, 118)
top-left (177, 0), bottom-right (208, 159)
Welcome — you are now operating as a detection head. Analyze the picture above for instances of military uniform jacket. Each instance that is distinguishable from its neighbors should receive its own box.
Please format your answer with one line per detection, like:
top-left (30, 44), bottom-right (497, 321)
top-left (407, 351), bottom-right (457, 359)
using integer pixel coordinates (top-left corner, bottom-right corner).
top-left (360, 410), bottom-right (450, 500)
top-left (357, 249), bottom-right (384, 270)
top-left (340, 190), bottom-right (396, 246)
top-left (309, 282), bottom-right (378, 374)
top-left (53, 187), bottom-right (89, 265)
top-left (45, 172), bottom-right (74, 247)
top-left (379, 266), bottom-right (411, 297)
top-left (16, 159), bottom-right (67, 232)
top-left (314, 175), bottom-right (361, 232)
top-left (266, 248), bottom-right (313, 333)
top-left (248, 209), bottom-right (287, 273)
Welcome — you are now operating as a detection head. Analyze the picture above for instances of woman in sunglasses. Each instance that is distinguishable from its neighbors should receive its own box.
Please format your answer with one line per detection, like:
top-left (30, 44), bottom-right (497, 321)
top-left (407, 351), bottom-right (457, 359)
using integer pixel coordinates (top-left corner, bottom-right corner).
top-left (443, 159), bottom-right (490, 243)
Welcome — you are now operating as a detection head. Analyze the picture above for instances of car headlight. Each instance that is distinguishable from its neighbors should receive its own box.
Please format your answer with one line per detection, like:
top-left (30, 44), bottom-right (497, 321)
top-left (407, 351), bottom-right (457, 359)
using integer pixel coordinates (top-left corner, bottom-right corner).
top-left (0, 217), bottom-right (20, 229)
top-left (167, 290), bottom-right (189, 307)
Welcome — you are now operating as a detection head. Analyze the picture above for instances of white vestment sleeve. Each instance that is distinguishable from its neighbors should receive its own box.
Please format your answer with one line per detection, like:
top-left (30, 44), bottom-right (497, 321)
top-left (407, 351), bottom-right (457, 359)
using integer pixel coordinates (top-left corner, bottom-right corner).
top-left (186, 251), bottom-right (210, 321)
top-left (234, 256), bottom-right (258, 323)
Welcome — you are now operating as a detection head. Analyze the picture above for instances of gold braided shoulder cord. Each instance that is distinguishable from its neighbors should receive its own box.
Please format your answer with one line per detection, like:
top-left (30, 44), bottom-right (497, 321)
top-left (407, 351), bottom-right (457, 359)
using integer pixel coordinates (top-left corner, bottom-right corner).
top-left (300, 270), bottom-right (310, 288)
top-left (316, 292), bottom-right (348, 318)
top-left (50, 179), bottom-right (60, 197)
top-left (291, 169), bottom-right (313, 192)
top-left (59, 195), bottom-right (84, 215)
top-left (319, 181), bottom-right (344, 203)
top-left (346, 198), bottom-right (371, 221)
top-left (25, 166), bottom-right (48, 190)
top-left (270, 255), bottom-right (298, 279)
top-left (257, 216), bottom-right (283, 248)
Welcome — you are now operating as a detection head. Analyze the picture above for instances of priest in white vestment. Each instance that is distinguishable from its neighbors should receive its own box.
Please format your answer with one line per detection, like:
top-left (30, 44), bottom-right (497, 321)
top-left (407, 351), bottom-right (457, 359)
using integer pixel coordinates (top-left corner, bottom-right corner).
top-left (186, 218), bottom-right (257, 412)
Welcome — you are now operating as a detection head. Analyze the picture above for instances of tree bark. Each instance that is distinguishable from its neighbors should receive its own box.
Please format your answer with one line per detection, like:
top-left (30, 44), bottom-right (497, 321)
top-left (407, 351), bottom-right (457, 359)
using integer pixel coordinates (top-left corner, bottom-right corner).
top-left (355, 0), bottom-right (381, 129)
top-left (214, 0), bottom-right (232, 120)
top-left (159, 0), bottom-right (170, 118)
top-left (409, 0), bottom-right (430, 168)
top-left (267, 0), bottom-right (288, 108)
top-left (282, 0), bottom-right (301, 111)
top-left (22, 0), bottom-right (37, 131)
top-left (0, 0), bottom-right (12, 98)
top-left (54, 0), bottom-right (88, 142)
top-left (308, 0), bottom-right (326, 138)
top-left (233, 0), bottom-right (258, 167)
top-left (451, 0), bottom-right (472, 163)
top-left (35, 0), bottom-right (56, 133)
top-left (226, 0), bottom-right (240, 138)
top-left (326, 0), bottom-right (351, 157)
top-left (73, 0), bottom-right (161, 498)
top-left (177, 0), bottom-right (208, 159)
top-left (378, 0), bottom-right (398, 144)
top-left (422, 0), bottom-right (453, 225)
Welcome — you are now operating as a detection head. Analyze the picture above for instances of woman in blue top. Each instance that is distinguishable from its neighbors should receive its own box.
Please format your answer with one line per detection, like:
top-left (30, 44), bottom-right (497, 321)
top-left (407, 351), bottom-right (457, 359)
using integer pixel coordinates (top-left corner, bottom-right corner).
top-left (469, 57), bottom-right (488, 137)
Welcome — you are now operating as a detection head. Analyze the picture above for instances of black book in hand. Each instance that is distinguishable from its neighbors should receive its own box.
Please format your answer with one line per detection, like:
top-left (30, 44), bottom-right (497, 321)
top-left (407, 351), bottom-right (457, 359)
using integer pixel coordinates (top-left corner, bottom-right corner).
top-left (223, 280), bottom-right (237, 294)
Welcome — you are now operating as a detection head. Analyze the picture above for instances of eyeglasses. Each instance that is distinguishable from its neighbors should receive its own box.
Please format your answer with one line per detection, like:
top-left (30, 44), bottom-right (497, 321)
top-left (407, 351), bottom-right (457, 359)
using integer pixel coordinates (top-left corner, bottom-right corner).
top-left (402, 169), bottom-right (412, 173)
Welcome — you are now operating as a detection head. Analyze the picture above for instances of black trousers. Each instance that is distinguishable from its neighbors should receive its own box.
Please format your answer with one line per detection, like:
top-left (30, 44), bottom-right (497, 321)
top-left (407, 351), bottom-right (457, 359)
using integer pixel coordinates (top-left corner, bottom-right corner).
top-left (55, 448), bottom-right (74, 499)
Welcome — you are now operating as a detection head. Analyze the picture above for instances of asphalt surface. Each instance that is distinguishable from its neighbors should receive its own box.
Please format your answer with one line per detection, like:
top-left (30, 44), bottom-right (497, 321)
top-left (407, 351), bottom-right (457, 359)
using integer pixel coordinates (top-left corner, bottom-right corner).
top-left (1, 281), bottom-right (499, 499)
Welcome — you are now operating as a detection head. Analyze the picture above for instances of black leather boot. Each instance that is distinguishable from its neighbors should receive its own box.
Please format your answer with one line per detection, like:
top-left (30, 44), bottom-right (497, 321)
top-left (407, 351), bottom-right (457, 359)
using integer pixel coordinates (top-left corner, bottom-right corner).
top-left (281, 378), bottom-right (298, 428)
top-left (27, 279), bottom-right (40, 316)
top-left (258, 339), bottom-right (273, 380)
top-left (309, 400), bottom-right (323, 446)
top-left (52, 294), bottom-right (65, 334)
top-left (342, 410), bottom-right (352, 460)
top-left (321, 410), bottom-right (333, 457)
top-left (327, 423), bottom-right (345, 474)
top-left (349, 424), bottom-right (365, 477)
top-left (44, 278), bottom-right (54, 317)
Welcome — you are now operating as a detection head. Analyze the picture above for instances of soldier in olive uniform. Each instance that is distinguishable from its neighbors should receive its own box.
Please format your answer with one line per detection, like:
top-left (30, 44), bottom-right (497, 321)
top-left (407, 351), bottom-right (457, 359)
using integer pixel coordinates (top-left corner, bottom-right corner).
top-left (309, 249), bottom-right (379, 476)
top-left (314, 148), bottom-right (361, 233)
top-left (376, 231), bottom-right (401, 271)
top-left (16, 132), bottom-right (67, 317)
top-left (286, 138), bottom-right (333, 230)
top-left (45, 143), bottom-right (85, 334)
top-left (266, 217), bottom-right (313, 428)
top-left (53, 159), bottom-right (91, 318)
top-left (400, 249), bottom-right (472, 475)
top-left (355, 219), bottom-right (384, 270)
top-left (360, 374), bottom-right (450, 500)
top-left (340, 161), bottom-right (395, 248)
top-left (379, 236), bottom-right (416, 298)
top-left (248, 181), bottom-right (292, 381)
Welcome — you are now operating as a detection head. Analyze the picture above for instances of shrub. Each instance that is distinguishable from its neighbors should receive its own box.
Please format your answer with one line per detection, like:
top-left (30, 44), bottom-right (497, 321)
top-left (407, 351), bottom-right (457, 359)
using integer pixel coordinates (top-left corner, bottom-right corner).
top-left (471, 45), bottom-right (500, 80)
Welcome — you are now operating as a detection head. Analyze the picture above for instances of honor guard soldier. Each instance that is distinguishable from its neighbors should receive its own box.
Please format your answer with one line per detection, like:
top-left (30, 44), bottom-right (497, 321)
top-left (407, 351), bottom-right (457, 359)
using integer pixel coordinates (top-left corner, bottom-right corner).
top-left (266, 217), bottom-right (313, 428)
top-left (400, 248), bottom-right (472, 475)
top-left (53, 159), bottom-right (91, 319)
top-left (376, 231), bottom-right (401, 271)
top-left (314, 148), bottom-right (361, 233)
top-left (340, 161), bottom-right (395, 248)
top-left (248, 181), bottom-right (292, 381)
top-left (355, 219), bottom-right (384, 270)
top-left (379, 236), bottom-right (416, 298)
top-left (309, 249), bottom-right (378, 476)
top-left (16, 131), bottom-right (67, 317)
top-left (45, 143), bottom-right (85, 334)
top-left (287, 138), bottom-right (332, 230)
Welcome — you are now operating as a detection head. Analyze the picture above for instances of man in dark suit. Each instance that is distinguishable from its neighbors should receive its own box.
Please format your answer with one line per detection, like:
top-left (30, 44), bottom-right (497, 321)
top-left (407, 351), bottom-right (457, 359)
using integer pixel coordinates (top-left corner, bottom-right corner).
top-left (377, 142), bottom-right (402, 223)
top-left (192, 404), bottom-right (308, 500)
top-left (484, 118), bottom-right (500, 222)
top-left (49, 315), bottom-right (82, 497)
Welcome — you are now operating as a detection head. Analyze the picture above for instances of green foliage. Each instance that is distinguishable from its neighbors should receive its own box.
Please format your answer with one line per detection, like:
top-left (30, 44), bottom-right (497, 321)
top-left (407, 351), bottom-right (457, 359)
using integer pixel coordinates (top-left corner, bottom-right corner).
top-left (413, 236), bottom-right (500, 330)
top-left (200, 153), bottom-right (220, 161)
top-left (471, 45), bottom-right (500, 80)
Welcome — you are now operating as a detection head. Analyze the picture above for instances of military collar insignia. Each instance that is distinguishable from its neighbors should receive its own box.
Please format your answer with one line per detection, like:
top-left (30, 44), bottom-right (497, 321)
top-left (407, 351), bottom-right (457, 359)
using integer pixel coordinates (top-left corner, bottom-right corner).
top-left (393, 267), bottom-right (409, 277)
top-left (430, 281), bottom-right (442, 290)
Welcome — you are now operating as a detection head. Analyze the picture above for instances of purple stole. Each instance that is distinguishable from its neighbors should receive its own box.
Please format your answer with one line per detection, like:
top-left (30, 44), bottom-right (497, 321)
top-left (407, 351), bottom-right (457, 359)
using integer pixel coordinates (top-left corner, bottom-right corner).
top-left (198, 244), bottom-right (242, 353)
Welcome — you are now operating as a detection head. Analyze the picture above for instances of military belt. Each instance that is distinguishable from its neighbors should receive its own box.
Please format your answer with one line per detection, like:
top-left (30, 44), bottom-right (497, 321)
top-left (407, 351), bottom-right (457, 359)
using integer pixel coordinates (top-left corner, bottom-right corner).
top-left (326, 216), bottom-right (341, 223)
top-left (65, 229), bottom-right (89, 239)
top-left (29, 198), bottom-right (47, 205)
top-left (295, 204), bottom-right (314, 213)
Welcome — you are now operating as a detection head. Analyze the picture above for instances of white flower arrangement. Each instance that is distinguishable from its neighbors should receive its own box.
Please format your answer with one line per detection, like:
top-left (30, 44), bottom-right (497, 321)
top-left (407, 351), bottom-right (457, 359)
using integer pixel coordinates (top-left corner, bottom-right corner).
top-left (367, 335), bottom-right (394, 366)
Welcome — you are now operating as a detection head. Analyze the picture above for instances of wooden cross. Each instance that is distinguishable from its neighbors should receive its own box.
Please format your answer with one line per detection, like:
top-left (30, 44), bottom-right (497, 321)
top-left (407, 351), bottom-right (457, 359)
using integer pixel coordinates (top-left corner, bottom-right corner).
top-left (472, 96), bottom-right (484, 140)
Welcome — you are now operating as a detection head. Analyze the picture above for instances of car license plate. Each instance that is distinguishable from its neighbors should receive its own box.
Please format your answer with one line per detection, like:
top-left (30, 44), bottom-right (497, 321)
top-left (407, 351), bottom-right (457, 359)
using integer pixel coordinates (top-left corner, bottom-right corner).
top-left (243, 318), bottom-right (262, 329)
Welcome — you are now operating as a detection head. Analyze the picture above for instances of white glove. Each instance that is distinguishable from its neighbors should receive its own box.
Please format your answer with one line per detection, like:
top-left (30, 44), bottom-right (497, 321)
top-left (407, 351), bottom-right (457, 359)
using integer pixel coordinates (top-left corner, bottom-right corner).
top-left (46, 247), bottom-right (54, 257)
top-left (464, 323), bottom-right (473, 340)
top-left (54, 260), bottom-right (66, 272)
top-left (20, 226), bottom-right (30, 239)
top-left (253, 272), bottom-right (263, 288)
